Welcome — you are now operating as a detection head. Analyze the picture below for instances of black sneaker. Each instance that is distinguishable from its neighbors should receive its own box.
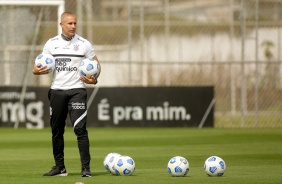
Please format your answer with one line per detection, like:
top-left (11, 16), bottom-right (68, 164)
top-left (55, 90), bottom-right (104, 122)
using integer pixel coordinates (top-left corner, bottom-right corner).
top-left (81, 167), bottom-right (91, 177)
top-left (43, 166), bottom-right (68, 176)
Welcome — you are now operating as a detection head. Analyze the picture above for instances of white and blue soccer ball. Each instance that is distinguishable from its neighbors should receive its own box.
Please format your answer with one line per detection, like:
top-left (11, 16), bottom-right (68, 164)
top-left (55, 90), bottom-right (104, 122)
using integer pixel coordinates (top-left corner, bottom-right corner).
top-left (103, 152), bottom-right (121, 173)
top-left (79, 58), bottom-right (100, 78)
top-left (167, 156), bottom-right (189, 177)
top-left (35, 53), bottom-right (55, 73)
top-left (112, 155), bottom-right (135, 176)
top-left (108, 153), bottom-right (122, 175)
top-left (204, 156), bottom-right (226, 177)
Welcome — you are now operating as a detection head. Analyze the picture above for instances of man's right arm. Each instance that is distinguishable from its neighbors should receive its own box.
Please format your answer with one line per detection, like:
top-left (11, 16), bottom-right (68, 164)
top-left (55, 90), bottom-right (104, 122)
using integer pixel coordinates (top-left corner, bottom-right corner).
top-left (32, 65), bottom-right (50, 75)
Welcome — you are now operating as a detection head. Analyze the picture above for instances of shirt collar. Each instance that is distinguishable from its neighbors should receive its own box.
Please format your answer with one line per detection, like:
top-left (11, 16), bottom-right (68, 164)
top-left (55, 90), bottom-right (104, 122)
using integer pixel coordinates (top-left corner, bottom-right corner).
top-left (61, 34), bottom-right (73, 41)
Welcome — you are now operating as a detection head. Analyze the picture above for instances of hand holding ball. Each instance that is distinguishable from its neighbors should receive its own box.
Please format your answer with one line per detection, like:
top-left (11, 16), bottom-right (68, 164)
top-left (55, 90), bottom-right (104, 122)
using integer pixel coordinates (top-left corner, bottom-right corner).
top-left (34, 53), bottom-right (55, 73)
top-left (79, 58), bottom-right (100, 78)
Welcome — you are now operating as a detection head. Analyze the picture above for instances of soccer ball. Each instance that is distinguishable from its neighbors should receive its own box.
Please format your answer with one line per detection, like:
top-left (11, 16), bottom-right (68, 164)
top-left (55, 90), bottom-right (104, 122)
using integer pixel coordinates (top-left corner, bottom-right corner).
top-left (78, 58), bottom-right (100, 78)
top-left (167, 156), bottom-right (189, 177)
top-left (34, 53), bottom-right (55, 73)
top-left (112, 155), bottom-right (135, 176)
top-left (103, 152), bottom-right (121, 172)
top-left (108, 153), bottom-right (122, 175)
top-left (204, 156), bottom-right (226, 177)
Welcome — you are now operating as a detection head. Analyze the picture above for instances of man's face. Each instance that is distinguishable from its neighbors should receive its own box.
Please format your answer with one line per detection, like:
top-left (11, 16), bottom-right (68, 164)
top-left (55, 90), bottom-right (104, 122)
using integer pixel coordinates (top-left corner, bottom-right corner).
top-left (60, 15), bottom-right (76, 38)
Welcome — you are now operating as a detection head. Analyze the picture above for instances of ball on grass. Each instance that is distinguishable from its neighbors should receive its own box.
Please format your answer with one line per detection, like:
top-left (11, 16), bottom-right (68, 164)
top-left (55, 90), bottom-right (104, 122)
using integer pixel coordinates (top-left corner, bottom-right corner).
top-left (167, 156), bottom-right (189, 177)
top-left (204, 156), bottom-right (226, 177)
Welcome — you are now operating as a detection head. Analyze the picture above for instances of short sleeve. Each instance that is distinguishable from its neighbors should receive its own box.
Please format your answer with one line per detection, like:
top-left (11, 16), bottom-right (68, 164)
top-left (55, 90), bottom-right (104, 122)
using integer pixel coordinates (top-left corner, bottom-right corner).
top-left (43, 39), bottom-right (52, 55)
top-left (85, 40), bottom-right (96, 59)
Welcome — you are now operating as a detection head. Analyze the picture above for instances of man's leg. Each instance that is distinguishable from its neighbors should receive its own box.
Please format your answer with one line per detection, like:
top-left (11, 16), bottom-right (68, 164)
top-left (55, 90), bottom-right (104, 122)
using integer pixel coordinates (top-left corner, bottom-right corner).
top-left (49, 89), bottom-right (68, 169)
top-left (43, 89), bottom-right (68, 176)
top-left (68, 88), bottom-right (91, 176)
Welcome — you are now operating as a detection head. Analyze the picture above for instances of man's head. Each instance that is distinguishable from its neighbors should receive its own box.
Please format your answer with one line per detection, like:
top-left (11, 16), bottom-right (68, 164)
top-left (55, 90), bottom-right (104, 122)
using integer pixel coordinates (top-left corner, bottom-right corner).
top-left (60, 12), bottom-right (76, 39)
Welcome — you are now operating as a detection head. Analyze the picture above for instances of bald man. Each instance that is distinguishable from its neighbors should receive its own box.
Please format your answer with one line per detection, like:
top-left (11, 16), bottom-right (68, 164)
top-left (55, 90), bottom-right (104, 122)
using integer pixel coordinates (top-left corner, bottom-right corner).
top-left (33, 12), bottom-right (100, 177)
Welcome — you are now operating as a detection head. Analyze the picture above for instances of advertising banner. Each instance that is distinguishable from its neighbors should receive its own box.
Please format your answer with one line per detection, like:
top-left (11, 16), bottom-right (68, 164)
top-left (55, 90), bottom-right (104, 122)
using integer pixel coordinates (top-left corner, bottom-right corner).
top-left (0, 87), bottom-right (214, 128)
top-left (0, 87), bottom-right (49, 129)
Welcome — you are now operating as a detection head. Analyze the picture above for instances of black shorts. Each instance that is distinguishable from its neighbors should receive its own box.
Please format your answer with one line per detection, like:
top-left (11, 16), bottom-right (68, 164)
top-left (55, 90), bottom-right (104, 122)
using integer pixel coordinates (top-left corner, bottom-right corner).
top-left (48, 88), bottom-right (87, 129)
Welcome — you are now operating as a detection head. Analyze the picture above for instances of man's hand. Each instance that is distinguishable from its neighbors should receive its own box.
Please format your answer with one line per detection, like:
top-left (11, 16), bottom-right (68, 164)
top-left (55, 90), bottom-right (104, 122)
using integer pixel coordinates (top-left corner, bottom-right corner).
top-left (32, 64), bottom-right (50, 75)
top-left (80, 75), bottom-right (98, 85)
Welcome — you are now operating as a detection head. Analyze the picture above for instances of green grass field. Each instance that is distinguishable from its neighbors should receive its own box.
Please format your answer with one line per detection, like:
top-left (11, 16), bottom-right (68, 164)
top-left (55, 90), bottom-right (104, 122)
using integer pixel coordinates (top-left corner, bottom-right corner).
top-left (0, 128), bottom-right (281, 184)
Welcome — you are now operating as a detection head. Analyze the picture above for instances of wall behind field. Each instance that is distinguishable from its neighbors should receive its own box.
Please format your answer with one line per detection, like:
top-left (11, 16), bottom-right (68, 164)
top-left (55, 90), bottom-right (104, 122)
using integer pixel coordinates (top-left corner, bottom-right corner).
top-left (0, 0), bottom-right (281, 128)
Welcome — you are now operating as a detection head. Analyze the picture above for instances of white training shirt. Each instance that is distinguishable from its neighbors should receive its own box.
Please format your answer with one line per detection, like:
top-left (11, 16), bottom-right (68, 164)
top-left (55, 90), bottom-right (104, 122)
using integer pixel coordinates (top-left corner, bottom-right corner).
top-left (43, 34), bottom-right (95, 90)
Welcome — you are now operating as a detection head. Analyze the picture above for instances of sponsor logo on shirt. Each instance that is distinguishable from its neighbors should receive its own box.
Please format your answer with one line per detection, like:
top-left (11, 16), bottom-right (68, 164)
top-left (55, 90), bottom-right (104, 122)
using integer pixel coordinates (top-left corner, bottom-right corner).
top-left (55, 58), bottom-right (78, 72)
